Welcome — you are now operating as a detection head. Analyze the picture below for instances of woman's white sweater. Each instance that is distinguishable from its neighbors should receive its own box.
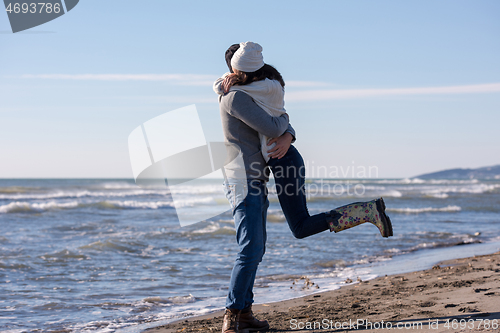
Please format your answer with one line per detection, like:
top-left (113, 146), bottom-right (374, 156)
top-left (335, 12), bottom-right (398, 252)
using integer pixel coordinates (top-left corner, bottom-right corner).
top-left (213, 73), bottom-right (286, 162)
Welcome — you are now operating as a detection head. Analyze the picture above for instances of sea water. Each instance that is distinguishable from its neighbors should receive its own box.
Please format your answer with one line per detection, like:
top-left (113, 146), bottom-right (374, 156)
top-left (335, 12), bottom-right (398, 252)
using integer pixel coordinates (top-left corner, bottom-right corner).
top-left (1, 178), bottom-right (499, 332)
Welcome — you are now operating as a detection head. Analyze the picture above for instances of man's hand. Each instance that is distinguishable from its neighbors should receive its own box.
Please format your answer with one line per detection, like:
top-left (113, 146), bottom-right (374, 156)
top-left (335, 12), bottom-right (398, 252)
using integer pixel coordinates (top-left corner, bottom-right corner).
top-left (267, 132), bottom-right (293, 159)
top-left (222, 73), bottom-right (239, 93)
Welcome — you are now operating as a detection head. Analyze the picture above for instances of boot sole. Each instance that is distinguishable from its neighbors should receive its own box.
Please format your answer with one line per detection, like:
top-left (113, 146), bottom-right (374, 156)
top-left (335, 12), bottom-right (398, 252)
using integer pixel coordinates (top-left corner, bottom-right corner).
top-left (376, 197), bottom-right (393, 238)
top-left (243, 324), bottom-right (270, 332)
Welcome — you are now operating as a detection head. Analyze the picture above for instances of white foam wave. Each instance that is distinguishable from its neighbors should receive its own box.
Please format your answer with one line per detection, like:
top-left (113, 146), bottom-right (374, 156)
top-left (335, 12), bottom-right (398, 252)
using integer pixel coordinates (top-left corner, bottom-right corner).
top-left (424, 179), bottom-right (480, 184)
top-left (0, 184), bottom-right (227, 200)
top-left (267, 211), bottom-right (286, 222)
top-left (169, 184), bottom-right (225, 195)
top-left (384, 248), bottom-right (402, 254)
top-left (315, 179), bottom-right (424, 185)
top-left (423, 184), bottom-right (499, 197)
top-left (379, 190), bottom-right (402, 197)
top-left (320, 178), bottom-right (481, 185)
top-left (103, 197), bottom-right (214, 210)
top-left (362, 186), bottom-right (387, 190)
top-left (191, 222), bottom-right (235, 235)
top-left (301, 183), bottom-right (403, 198)
top-left (142, 294), bottom-right (196, 305)
top-left (424, 192), bottom-right (449, 199)
top-left (0, 195), bottom-right (217, 213)
top-left (387, 205), bottom-right (461, 214)
top-left (0, 189), bottom-right (172, 200)
top-left (400, 178), bottom-right (426, 184)
top-left (373, 178), bottom-right (480, 185)
top-left (101, 182), bottom-right (139, 189)
top-left (0, 201), bottom-right (79, 213)
top-left (102, 200), bottom-right (175, 209)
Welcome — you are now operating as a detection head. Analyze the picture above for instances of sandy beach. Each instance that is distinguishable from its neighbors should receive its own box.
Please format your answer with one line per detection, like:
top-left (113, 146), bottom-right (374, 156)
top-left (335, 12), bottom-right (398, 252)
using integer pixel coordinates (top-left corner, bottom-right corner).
top-left (146, 251), bottom-right (500, 333)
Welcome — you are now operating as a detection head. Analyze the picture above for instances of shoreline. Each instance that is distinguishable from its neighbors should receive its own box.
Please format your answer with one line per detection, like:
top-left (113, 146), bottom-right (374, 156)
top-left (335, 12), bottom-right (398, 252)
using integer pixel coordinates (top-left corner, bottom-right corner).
top-left (146, 249), bottom-right (500, 333)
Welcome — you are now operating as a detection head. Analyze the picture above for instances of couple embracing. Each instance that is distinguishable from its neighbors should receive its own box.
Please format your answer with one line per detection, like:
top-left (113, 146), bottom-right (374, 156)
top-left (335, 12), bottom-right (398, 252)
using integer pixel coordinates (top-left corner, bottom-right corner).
top-left (215, 42), bottom-right (393, 333)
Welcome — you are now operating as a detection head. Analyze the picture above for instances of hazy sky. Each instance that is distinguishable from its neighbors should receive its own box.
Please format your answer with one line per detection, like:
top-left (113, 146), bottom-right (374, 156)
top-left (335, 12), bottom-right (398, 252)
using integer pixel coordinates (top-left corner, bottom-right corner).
top-left (1, 0), bottom-right (499, 178)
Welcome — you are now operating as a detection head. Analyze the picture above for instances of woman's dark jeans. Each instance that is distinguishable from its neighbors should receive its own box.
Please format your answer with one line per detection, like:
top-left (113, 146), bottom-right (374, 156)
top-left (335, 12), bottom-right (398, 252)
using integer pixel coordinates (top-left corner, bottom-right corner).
top-left (267, 145), bottom-right (329, 238)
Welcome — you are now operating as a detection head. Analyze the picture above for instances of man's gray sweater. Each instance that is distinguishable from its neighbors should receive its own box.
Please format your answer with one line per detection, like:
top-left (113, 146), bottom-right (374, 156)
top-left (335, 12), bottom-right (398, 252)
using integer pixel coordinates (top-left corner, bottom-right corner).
top-left (219, 90), bottom-right (295, 182)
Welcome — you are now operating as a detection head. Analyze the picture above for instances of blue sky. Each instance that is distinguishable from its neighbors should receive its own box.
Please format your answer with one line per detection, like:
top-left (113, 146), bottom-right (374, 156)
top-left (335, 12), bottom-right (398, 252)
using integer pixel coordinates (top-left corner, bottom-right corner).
top-left (1, 0), bottom-right (499, 178)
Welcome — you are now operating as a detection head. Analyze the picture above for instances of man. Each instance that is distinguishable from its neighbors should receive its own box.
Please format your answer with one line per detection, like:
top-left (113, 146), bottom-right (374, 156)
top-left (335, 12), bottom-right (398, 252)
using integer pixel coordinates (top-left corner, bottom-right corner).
top-left (218, 43), bottom-right (295, 333)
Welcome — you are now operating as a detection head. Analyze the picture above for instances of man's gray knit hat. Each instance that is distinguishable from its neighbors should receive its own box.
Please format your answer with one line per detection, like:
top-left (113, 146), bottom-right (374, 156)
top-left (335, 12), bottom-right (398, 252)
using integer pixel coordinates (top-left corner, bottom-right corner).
top-left (231, 42), bottom-right (265, 73)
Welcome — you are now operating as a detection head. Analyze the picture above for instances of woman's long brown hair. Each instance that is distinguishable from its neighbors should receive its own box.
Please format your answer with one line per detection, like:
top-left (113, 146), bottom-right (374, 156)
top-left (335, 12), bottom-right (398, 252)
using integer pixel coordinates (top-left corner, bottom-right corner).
top-left (234, 64), bottom-right (285, 88)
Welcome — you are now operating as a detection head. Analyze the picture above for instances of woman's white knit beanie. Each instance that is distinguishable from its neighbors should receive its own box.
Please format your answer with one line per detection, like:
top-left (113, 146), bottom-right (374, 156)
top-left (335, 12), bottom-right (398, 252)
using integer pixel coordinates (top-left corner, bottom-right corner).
top-left (231, 41), bottom-right (265, 72)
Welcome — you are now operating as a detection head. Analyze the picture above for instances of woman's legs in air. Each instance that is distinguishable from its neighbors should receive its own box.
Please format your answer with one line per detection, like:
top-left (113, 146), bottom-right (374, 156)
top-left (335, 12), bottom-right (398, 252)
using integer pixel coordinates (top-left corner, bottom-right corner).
top-left (267, 145), bottom-right (393, 239)
top-left (267, 145), bottom-right (328, 238)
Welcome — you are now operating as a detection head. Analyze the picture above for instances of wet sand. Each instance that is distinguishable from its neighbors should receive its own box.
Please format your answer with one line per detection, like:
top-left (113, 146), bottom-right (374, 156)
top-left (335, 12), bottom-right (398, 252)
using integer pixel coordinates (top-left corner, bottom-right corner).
top-left (146, 252), bottom-right (500, 332)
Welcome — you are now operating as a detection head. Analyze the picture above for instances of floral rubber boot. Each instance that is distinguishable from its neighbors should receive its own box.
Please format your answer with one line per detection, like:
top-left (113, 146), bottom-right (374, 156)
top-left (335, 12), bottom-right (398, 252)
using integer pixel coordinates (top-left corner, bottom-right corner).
top-left (326, 197), bottom-right (393, 238)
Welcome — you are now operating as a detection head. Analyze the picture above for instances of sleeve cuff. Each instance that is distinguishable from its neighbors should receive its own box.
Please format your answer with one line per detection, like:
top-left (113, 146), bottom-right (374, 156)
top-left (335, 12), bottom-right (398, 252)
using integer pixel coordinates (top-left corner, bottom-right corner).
top-left (285, 130), bottom-right (296, 143)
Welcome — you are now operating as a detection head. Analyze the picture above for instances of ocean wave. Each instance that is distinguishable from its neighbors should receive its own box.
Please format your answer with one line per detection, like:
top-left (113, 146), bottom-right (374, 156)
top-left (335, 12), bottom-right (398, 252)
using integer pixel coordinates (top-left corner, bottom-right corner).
top-left (0, 196), bottom-right (218, 213)
top-left (0, 185), bottom-right (228, 200)
top-left (373, 178), bottom-right (426, 184)
top-left (303, 179), bottom-right (499, 199)
top-left (423, 179), bottom-right (480, 184)
top-left (313, 178), bottom-right (424, 185)
top-left (0, 189), bottom-right (170, 200)
top-left (355, 188), bottom-right (403, 197)
top-left (315, 178), bottom-right (482, 185)
top-left (0, 186), bottom-right (39, 194)
top-left (100, 182), bottom-right (140, 189)
top-left (387, 205), bottom-right (461, 214)
top-left (314, 259), bottom-right (347, 268)
top-left (0, 201), bottom-right (79, 213)
top-left (300, 186), bottom-right (403, 198)
top-left (376, 190), bottom-right (403, 197)
top-left (384, 248), bottom-right (402, 254)
top-left (267, 209), bottom-right (286, 222)
top-left (79, 239), bottom-right (145, 253)
top-left (33, 302), bottom-right (67, 311)
top-left (407, 238), bottom-right (481, 252)
top-left (169, 184), bottom-right (226, 195)
top-left (39, 249), bottom-right (89, 261)
top-left (143, 294), bottom-right (196, 304)
top-left (102, 197), bottom-right (214, 209)
top-left (99, 200), bottom-right (176, 210)
top-left (190, 223), bottom-right (235, 236)
top-left (421, 184), bottom-right (499, 197)
top-left (62, 295), bottom-right (202, 333)
top-left (372, 178), bottom-right (481, 185)
top-left (424, 192), bottom-right (449, 199)
top-left (0, 262), bottom-right (33, 270)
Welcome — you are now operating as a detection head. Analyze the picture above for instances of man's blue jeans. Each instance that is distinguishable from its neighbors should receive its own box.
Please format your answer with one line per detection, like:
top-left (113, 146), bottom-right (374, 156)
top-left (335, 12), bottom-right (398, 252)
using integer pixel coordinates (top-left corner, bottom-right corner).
top-left (224, 145), bottom-right (329, 309)
top-left (224, 179), bottom-right (269, 310)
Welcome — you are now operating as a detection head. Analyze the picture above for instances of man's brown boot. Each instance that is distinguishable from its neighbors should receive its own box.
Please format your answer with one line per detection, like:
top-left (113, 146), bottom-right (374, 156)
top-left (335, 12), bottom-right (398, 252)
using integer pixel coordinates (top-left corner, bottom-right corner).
top-left (222, 308), bottom-right (240, 333)
top-left (239, 306), bottom-right (269, 331)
